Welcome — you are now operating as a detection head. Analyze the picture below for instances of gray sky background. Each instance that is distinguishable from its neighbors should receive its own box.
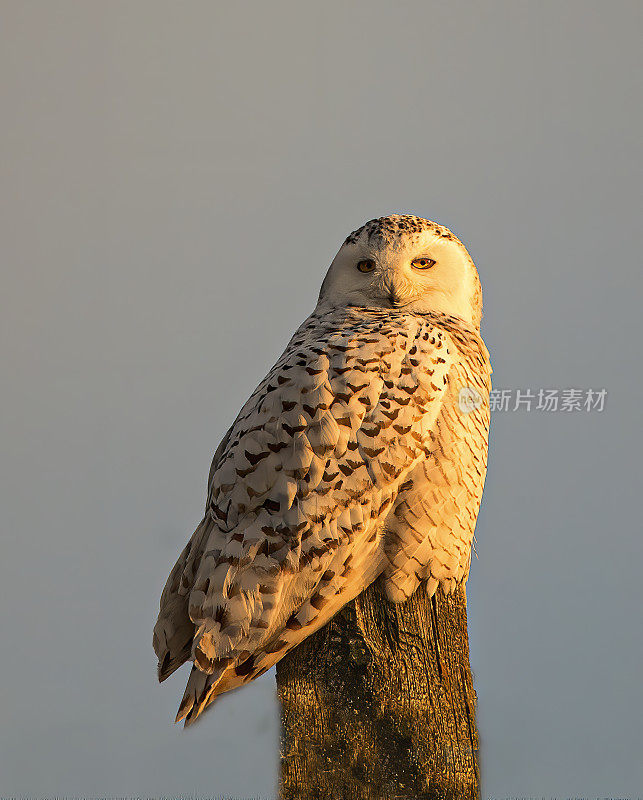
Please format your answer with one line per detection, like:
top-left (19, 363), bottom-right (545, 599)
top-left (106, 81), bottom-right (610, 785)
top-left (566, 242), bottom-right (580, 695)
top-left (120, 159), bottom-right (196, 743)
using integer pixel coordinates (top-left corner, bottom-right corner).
top-left (1, 2), bottom-right (641, 798)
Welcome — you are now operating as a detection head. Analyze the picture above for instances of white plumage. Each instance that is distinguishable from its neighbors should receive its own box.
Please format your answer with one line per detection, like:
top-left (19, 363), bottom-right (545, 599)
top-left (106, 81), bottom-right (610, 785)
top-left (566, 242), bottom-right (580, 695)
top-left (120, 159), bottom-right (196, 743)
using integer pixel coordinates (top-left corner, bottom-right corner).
top-left (153, 215), bottom-right (491, 724)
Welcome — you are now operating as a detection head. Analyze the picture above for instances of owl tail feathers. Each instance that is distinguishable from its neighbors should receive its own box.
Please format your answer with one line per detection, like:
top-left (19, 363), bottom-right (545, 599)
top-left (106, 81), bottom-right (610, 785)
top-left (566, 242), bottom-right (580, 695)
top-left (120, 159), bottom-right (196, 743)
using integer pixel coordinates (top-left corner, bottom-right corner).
top-left (155, 622), bottom-right (193, 683)
top-left (175, 663), bottom-right (228, 727)
top-left (153, 599), bottom-right (196, 683)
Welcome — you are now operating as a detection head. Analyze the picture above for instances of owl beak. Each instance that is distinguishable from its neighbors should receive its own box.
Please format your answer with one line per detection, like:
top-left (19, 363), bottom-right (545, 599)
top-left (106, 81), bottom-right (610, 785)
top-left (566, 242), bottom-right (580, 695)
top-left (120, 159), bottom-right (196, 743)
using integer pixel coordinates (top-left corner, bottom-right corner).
top-left (382, 279), bottom-right (401, 306)
top-left (387, 287), bottom-right (410, 308)
top-left (378, 273), bottom-right (414, 308)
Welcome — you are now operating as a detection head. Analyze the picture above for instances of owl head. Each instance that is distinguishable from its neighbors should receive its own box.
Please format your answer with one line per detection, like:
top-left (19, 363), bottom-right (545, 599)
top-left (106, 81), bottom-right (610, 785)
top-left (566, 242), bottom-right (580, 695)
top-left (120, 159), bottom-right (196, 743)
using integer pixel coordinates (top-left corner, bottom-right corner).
top-left (318, 215), bottom-right (482, 328)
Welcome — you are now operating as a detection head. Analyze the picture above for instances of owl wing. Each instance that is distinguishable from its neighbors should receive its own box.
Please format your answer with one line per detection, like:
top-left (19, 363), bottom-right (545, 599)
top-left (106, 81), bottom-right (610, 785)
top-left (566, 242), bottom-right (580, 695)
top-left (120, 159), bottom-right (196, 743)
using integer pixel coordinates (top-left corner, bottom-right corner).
top-left (154, 309), bottom-right (458, 724)
top-left (381, 350), bottom-right (491, 602)
top-left (153, 426), bottom-right (234, 682)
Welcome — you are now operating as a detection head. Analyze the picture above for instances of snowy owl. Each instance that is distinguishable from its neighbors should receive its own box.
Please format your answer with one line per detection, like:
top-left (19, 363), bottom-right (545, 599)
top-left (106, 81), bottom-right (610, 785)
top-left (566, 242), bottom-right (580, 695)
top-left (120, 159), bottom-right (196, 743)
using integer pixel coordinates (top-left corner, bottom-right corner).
top-left (153, 214), bottom-right (491, 725)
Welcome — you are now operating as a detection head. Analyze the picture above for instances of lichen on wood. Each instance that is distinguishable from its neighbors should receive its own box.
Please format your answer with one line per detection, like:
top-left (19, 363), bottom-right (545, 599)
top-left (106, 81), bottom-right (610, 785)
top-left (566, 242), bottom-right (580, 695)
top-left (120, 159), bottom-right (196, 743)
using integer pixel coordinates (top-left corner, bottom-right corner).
top-left (277, 581), bottom-right (479, 800)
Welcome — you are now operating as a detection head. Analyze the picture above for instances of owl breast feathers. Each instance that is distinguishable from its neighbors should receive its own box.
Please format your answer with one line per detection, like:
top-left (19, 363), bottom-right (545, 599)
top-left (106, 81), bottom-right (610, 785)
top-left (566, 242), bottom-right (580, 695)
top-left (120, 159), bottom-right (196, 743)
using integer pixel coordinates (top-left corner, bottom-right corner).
top-left (153, 305), bottom-right (491, 725)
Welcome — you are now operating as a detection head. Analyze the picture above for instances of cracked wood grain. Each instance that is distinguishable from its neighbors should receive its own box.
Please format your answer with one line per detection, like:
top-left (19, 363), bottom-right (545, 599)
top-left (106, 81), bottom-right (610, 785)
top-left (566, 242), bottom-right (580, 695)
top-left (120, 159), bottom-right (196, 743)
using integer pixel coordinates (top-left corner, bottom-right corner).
top-left (277, 580), bottom-right (479, 800)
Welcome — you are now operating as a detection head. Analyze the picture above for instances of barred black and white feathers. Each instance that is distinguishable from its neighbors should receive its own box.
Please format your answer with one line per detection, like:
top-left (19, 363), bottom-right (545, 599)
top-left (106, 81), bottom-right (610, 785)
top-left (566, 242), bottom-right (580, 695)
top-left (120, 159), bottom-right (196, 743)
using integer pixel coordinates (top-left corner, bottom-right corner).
top-left (153, 215), bottom-right (491, 725)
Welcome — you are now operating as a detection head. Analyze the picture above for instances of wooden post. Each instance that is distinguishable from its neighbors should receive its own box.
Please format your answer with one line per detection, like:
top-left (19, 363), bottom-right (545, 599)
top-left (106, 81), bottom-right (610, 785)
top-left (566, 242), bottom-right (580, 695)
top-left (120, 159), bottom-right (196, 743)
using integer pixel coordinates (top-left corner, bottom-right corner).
top-left (276, 581), bottom-right (479, 800)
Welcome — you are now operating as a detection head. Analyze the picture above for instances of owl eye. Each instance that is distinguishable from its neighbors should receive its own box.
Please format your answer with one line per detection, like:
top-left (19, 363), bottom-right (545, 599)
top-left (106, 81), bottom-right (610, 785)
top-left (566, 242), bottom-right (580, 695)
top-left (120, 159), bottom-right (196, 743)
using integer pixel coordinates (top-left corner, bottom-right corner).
top-left (411, 257), bottom-right (436, 270)
top-left (356, 259), bottom-right (376, 273)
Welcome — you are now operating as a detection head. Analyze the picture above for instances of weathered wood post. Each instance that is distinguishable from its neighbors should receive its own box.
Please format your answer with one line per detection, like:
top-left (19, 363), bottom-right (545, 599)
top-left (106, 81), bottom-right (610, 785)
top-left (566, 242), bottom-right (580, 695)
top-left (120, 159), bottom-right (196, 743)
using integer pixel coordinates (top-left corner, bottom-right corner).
top-left (277, 580), bottom-right (479, 800)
